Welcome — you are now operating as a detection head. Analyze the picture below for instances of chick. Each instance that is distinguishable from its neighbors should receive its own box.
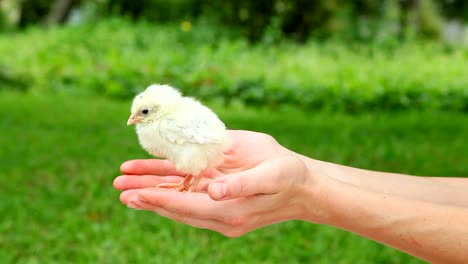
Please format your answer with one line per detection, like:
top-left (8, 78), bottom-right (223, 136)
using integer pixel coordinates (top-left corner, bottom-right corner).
top-left (127, 84), bottom-right (229, 192)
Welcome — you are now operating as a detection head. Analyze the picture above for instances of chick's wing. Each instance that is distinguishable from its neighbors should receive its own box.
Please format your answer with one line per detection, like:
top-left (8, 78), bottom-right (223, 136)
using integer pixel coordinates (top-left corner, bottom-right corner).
top-left (159, 105), bottom-right (225, 145)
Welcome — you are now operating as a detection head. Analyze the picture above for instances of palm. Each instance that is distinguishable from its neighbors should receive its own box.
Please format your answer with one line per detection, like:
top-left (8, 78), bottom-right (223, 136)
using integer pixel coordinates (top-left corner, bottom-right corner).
top-left (116, 130), bottom-right (287, 192)
top-left (218, 130), bottom-right (286, 173)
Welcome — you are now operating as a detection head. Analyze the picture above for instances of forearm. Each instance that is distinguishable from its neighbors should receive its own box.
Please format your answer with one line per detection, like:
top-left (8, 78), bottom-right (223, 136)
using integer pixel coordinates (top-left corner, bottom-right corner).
top-left (303, 177), bottom-right (468, 263)
top-left (431, 177), bottom-right (468, 189)
top-left (295, 152), bottom-right (468, 207)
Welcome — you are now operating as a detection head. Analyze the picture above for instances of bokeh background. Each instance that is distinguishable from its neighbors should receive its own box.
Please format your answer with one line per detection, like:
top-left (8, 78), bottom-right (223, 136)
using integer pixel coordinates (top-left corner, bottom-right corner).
top-left (1, 0), bottom-right (467, 263)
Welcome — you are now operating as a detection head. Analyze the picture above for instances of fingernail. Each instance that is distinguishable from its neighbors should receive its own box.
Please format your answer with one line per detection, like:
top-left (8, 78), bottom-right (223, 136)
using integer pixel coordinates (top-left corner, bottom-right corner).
top-left (137, 194), bottom-right (148, 203)
top-left (211, 182), bottom-right (226, 199)
top-left (127, 195), bottom-right (138, 204)
top-left (127, 202), bottom-right (139, 209)
top-left (120, 161), bottom-right (131, 172)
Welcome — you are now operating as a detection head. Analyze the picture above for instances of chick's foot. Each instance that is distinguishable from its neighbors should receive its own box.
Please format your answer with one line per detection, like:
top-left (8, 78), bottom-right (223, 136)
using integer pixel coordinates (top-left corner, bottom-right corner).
top-left (157, 175), bottom-right (193, 192)
top-left (188, 175), bottom-right (202, 193)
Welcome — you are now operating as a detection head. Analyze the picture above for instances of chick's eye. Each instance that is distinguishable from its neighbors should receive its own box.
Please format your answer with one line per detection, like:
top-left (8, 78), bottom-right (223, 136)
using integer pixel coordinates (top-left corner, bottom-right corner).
top-left (142, 109), bottom-right (149, 115)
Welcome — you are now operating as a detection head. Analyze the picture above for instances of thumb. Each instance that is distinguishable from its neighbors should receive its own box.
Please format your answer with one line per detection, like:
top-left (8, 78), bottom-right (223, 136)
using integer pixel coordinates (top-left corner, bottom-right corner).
top-left (208, 161), bottom-right (280, 201)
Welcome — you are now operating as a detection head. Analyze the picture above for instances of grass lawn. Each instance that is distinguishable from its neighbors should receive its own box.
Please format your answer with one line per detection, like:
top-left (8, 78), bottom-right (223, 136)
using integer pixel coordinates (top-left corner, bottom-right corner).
top-left (1, 91), bottom-right (467, 263)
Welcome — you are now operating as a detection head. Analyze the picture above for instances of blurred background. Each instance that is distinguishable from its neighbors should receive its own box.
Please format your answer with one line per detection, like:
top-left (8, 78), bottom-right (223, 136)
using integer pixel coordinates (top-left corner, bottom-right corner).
top-left (0, 0), bottom-right (467, 263)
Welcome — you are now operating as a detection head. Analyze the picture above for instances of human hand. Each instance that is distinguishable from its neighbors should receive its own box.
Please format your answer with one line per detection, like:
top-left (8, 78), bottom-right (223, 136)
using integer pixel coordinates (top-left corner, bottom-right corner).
top-left (114, 130), bottom-right (322, 237)
top-left (115, 130), bottom-right (468, 262)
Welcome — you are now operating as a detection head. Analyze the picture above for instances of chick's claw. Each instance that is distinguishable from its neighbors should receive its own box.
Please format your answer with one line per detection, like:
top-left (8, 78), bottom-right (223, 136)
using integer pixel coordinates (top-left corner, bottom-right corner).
top-left (157, 175), bottom-right (193, 192)
top-left (157, 183), bottom-right (185, 191)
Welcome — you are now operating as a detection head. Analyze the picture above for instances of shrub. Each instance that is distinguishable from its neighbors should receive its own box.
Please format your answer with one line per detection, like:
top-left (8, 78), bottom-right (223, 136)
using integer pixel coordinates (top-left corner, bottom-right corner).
top-left (0, 19), bottom-right (466, 112)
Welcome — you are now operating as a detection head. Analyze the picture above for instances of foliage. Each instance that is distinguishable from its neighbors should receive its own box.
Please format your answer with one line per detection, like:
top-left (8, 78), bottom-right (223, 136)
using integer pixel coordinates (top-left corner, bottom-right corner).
top-left (6, 0), bottom-right (466, 41)
top-left (1, 91), bottom-right (467, 263)
top-left (17, 0), bottom-right (52, 27)
top-left (0, 19), bottom-right (467, 112)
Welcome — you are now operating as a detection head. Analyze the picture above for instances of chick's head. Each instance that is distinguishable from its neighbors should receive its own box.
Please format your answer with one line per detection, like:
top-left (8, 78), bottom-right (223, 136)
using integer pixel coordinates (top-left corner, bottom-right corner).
top-left (127, 84), bottom-right (182, 125)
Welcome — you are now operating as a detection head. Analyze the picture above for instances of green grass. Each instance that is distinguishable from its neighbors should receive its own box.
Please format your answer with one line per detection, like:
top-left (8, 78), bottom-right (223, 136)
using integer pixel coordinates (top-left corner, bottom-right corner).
top-left (0, 18), bottom-right (467, 111)
top-left (1, 91), bottom-right (467, 263)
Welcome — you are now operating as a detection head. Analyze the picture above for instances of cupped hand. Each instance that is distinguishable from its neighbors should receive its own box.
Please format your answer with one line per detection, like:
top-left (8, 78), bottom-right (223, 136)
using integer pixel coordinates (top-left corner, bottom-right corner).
top-left (113, 130), bottom-right (319, 237)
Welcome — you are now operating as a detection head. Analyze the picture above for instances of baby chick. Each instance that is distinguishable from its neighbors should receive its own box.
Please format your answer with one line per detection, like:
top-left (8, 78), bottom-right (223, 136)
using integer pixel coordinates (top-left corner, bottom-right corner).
top-left (127, 84), bottom-right (229, 192)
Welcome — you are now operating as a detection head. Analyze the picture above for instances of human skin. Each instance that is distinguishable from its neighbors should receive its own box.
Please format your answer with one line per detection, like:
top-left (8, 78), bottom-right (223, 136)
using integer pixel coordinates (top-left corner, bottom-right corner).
top-left (114, 130), bottom-right (468, 263)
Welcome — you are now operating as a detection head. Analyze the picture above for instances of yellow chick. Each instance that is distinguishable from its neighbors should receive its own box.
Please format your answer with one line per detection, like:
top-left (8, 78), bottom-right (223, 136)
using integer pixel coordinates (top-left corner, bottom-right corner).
top-left (127, 84), bottom-right (229, 192)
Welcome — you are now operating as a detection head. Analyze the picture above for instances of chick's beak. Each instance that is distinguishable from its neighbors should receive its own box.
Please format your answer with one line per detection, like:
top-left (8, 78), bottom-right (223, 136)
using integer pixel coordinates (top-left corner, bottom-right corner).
top-left (127, 115), bottom-right (141, 126)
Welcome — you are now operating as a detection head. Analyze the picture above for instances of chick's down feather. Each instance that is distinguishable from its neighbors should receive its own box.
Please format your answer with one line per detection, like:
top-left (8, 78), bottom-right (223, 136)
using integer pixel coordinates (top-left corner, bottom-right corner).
top-left (127, 84), bottom-right (229, 192)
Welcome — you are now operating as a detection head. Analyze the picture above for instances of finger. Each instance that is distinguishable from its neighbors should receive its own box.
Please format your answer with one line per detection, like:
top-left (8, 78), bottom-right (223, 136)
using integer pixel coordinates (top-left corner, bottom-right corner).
top-left (113, 175), bottom-right (182, 190)
top-left (114, 176), bottom-right (212, 193)
top-left (127, 197), bottom-right (230, 232)
top-left (120, 189), bottom-right (143, 203)
top-left (120, 159), bottom-right (185, 176)
top-left (136, 188), bottom-right (241, 222)
top-left (136, 188), bottom-right (277, 231)
top-left (208, 159), bottom-right (283, 201)
top-left (127, 188), bottom-right (287, 234)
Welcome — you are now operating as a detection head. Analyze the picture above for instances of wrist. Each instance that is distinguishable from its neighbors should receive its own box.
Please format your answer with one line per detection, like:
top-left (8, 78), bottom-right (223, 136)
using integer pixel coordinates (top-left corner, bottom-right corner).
top-left (282, 148), bottom-right (362, 224)
top-left (293, 155), bottom-right (339, 225)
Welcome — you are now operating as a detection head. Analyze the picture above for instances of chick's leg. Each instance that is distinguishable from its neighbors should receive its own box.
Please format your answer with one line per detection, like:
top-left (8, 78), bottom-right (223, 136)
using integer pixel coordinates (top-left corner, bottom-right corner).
top-left (188, 175), bottom-right (202, 193)
top-left (157, 174), bottom-right (193, 192)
